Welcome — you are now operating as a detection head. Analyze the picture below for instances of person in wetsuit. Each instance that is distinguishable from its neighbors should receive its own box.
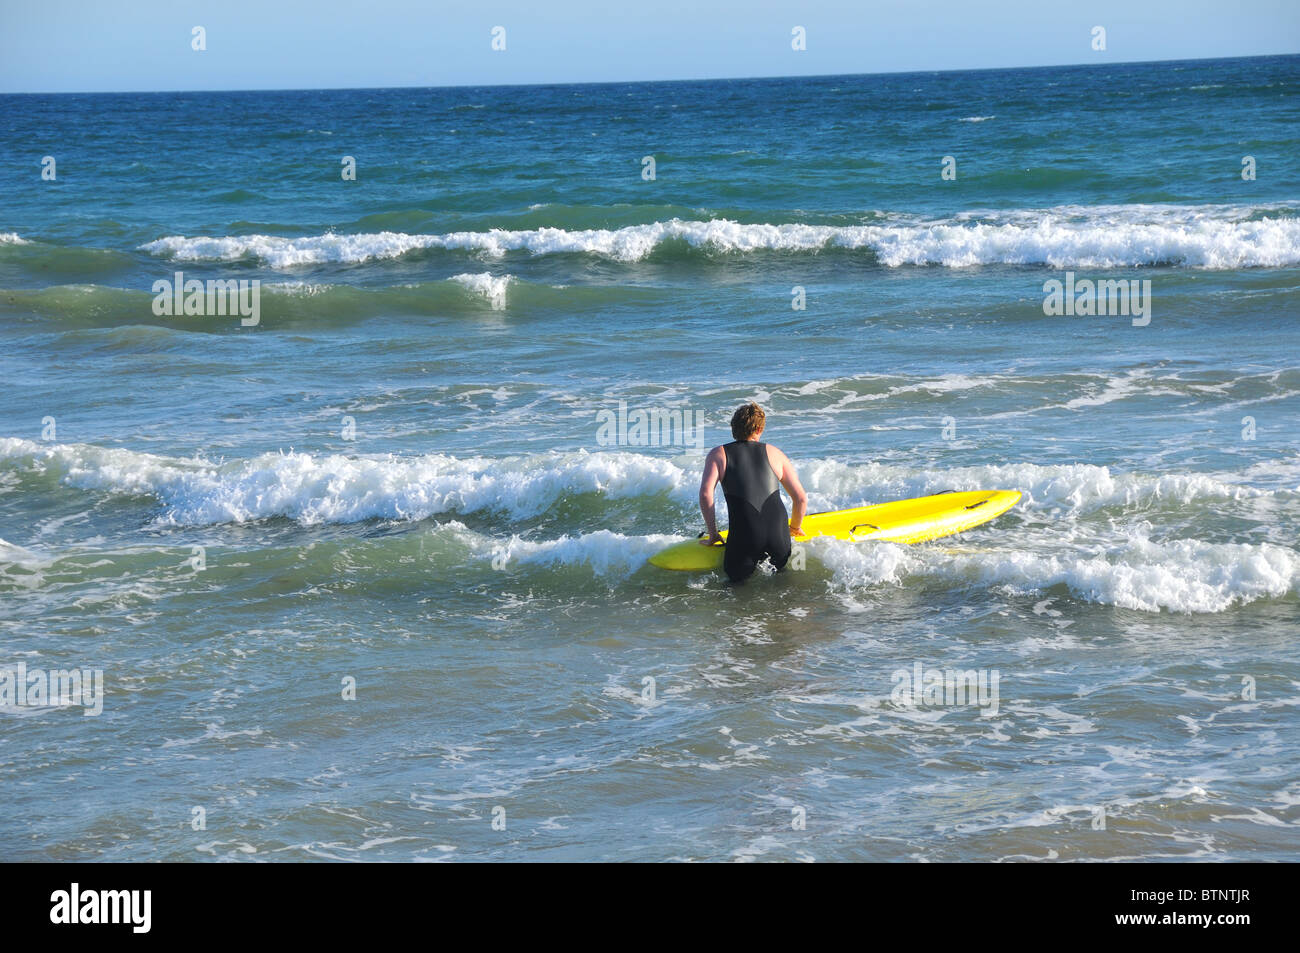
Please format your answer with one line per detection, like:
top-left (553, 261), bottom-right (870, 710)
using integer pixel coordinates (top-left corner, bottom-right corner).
top-left (698, 402), bottom-right (809, 583)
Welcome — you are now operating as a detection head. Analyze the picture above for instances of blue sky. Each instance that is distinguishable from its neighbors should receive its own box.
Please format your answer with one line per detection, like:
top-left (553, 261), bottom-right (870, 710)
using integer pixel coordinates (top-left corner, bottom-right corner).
top-left (1, 0), bottom-right (1297, 93)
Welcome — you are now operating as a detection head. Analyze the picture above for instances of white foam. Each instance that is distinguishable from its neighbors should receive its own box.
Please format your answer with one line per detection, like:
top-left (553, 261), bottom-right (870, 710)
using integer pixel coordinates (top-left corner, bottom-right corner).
top-left (0, 437), bottom-right (682, 526)
top-left (137, 203), bottom-right (1300, 268)
top-left (797, 459), bottom-right (1271, 517)
top-left (449, 272), bottom-right (511, 304)
top-left (4, 438), bottom-right (1284, 526)
top-left (4, 438), bottom-right (1295, 611)
top-left (815, 534), bottom-right (1299, 613)
top-left (0, 232), bottom-right (29, 245)
top-left (0, 536), bottom-right (42, 564)
top-left (482, 527), bottom-right (680, 576)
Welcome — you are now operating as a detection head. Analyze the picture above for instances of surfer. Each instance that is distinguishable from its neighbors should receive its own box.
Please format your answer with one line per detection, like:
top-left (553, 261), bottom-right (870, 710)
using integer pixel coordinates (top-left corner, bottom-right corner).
top-left (699, 402), bottom-right (808, 582)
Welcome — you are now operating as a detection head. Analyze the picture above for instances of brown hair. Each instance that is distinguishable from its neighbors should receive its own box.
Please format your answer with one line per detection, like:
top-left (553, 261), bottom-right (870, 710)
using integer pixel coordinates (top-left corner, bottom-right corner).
top-left (730, 402), bottom-right (766, 441)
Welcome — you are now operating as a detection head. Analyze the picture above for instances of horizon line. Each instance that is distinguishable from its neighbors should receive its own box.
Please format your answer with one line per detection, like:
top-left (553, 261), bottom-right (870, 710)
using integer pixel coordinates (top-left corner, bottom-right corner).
top-left (2, 50), bottom-right (1295, 97)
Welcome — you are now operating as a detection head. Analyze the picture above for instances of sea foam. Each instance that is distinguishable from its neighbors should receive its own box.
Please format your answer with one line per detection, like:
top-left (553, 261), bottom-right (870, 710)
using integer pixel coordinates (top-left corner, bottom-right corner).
top-left (3, 438), bottom-right (1294, 612)
top-left (813, 534), bottom-right (1299, 614)
top-left (138, 204), bottom-right (1300, 269)
top-left (1, 438), bottom-right (1286, 526)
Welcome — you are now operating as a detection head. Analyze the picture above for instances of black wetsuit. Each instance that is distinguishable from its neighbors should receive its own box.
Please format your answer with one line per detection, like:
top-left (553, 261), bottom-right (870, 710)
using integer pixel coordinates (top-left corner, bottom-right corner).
top-left (720, 440), bottom-right (792, 582)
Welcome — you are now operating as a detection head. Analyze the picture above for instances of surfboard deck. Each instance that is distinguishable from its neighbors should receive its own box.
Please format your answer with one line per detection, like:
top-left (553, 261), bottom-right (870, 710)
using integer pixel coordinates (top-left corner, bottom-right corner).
top-left (647, 489), bottom-right (1021, 571)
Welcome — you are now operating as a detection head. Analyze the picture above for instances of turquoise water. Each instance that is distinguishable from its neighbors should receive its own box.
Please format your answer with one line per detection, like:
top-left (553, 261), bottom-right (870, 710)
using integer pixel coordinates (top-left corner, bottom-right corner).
top-left (1, 56), bottom-right (1298, 861)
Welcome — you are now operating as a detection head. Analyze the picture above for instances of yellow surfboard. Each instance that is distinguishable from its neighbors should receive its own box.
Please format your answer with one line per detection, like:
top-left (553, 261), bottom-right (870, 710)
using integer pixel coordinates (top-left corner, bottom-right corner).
top-left (647, 489), bottom-right (1021, 571)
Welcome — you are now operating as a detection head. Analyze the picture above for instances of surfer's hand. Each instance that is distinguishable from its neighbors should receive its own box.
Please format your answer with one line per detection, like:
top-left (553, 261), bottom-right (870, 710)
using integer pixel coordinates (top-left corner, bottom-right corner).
top-left (790, 524), bottom-right (806, 537)
top-left (700, 532), bottom-right (724, 546)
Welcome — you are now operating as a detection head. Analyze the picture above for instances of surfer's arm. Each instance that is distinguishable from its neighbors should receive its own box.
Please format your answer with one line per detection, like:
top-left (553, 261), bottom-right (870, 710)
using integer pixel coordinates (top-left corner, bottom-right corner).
top-left (774, 449), bottom-right (808, 535)
top-left (698, 446), bottom-right (725, 544)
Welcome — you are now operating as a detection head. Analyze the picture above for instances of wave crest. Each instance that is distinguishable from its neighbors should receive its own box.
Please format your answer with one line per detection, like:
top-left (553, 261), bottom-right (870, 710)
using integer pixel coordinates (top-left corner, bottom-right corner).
top-left (137, 204), bottom-right (1300, 269)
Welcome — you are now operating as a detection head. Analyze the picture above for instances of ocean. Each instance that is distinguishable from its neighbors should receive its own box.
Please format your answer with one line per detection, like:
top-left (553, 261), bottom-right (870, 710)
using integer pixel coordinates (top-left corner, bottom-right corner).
top-left (1, 55), bottom-right (1297, 861)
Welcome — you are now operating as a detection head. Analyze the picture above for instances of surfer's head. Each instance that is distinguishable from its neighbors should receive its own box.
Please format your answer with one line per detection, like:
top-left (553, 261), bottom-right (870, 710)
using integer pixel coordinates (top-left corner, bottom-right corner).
top-left (731, 402), bottom-right (766, 441)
